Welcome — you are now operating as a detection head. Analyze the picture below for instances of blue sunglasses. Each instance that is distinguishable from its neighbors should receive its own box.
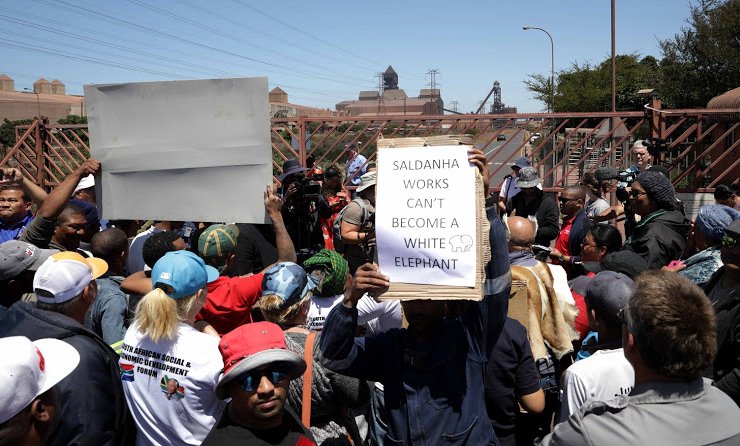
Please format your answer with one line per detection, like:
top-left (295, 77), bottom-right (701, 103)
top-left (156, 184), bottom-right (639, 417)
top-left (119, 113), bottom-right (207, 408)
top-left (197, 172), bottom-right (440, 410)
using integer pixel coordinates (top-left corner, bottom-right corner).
top-left (239, 369), bottom-right (289, 393)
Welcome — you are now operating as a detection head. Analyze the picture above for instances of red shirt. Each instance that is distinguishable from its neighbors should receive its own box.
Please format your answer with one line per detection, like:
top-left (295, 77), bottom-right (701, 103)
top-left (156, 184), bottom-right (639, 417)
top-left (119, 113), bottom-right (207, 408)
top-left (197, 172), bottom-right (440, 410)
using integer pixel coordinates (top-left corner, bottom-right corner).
top-left (195, 274), bottom-right (263, 336)
top-left (554, 215), bottom-right (576, 257)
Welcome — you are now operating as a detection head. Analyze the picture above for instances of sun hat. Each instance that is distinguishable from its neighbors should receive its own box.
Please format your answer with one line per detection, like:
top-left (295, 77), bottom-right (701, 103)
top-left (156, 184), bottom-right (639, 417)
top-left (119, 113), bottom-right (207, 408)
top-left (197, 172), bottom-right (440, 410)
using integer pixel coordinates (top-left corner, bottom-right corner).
top-left (33, 252), bottom-right (108, 304)
top-left (277, 159), bottom-right (309, 182)
top-left (356, 171), bottom-right (376, 193)
top-left (261, 261), bottom-right (317, 307)
top-left (215, 322), bottom-right (305, 399)
top-left (151, 250), bottom-right (219, 299)
top-left (0, 336), bottom-right (80, 424)
top-left (517, 166), bottom-right (541, 189)
top-left (0, 241), bottom-right (58, 281)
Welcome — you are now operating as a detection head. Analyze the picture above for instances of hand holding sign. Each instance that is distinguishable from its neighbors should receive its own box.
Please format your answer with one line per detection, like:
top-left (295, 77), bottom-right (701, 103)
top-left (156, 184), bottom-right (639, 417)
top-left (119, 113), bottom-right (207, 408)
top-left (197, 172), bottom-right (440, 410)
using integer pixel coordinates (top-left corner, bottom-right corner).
top-left (345, 263), bottom-right (390, 305)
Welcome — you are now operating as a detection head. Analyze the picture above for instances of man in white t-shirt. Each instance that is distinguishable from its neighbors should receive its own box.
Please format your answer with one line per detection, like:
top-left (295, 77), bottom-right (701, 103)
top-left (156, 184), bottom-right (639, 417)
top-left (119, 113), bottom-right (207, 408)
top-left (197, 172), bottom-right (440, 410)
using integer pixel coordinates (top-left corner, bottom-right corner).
top-left (558, 271), bottom-right (635, 422)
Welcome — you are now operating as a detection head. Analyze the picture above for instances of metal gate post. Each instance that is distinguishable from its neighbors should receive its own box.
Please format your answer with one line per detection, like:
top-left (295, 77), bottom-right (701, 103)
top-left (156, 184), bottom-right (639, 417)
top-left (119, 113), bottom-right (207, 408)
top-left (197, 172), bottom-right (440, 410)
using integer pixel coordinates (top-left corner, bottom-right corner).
top-left (34, 118), bottom-right (43, 187)
top-left (298, 118), bottom-right (307, 165)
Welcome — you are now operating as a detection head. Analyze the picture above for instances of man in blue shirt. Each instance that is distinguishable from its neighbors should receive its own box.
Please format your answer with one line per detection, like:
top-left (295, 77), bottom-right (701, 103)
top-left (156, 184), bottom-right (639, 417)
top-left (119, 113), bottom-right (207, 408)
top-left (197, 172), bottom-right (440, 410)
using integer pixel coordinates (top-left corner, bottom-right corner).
top-left (345, 144), bottom-right (367, 187)
top-left (320, 150), bottom-right (511, 445)
top-left (0, 168), bottom-right (48, 243)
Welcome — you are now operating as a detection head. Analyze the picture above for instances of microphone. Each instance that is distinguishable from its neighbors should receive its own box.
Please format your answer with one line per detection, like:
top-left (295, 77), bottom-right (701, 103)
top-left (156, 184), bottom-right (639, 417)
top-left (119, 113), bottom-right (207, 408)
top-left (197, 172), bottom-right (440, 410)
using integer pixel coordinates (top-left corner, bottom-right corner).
top-left (595, 166), bottom-right (619, 181)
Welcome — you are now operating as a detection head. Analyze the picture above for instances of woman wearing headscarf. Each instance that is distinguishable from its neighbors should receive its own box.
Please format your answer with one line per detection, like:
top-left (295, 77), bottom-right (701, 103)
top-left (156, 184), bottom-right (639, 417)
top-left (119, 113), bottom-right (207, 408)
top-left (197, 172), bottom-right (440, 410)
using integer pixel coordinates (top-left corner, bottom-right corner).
top-left (119, 250), bottom-right (224, 446)
top-left (623, 170), bottom-right (690, 269)
top-left (259, 260), bottom-right (370, 446)
top-left (663, 205), bottom-right (740, 288)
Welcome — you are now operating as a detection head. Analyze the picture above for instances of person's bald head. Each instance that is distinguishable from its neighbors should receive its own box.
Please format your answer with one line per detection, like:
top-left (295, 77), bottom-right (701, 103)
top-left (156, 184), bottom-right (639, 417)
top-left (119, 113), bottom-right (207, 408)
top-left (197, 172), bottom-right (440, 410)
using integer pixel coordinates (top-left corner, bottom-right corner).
top-left (507, 216), bottom-right (535, 250)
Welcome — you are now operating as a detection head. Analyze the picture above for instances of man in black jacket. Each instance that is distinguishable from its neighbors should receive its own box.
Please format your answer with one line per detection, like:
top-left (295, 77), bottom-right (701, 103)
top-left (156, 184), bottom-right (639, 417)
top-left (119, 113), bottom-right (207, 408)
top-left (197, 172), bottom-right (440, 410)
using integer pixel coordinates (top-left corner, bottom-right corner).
top-left (507, 167), bottom-right (559, 247)
top-left (0, 252), bottom-right (134, 446)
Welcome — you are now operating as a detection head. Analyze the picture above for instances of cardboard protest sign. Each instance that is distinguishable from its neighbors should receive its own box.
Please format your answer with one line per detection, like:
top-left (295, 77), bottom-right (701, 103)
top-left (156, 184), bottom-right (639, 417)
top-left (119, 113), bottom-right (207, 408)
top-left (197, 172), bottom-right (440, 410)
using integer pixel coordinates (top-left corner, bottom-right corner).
top-left (376, 136), bottom-right (489, 301)
top-left (84, 77), bottom-right (272, 223)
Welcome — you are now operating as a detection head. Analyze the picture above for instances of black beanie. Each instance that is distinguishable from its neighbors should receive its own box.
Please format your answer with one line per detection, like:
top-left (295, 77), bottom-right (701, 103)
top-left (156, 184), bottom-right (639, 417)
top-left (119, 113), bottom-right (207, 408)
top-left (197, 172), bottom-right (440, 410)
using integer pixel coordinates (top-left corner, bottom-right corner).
top-left (636, 171), bottom-right (676, 211)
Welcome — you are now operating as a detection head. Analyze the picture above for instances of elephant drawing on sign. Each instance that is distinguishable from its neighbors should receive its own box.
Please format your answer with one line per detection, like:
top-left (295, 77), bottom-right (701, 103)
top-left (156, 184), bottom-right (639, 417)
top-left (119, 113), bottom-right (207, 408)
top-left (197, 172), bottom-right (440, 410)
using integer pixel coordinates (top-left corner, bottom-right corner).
top-left (449, 235), bottom-right (473, 252)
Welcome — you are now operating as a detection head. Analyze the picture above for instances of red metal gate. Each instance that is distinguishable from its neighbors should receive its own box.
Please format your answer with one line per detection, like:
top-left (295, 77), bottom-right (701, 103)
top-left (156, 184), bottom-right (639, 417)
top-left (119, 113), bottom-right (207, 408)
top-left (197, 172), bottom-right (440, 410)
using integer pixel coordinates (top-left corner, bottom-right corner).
top-left (2, 106), bottom-right (737, 193)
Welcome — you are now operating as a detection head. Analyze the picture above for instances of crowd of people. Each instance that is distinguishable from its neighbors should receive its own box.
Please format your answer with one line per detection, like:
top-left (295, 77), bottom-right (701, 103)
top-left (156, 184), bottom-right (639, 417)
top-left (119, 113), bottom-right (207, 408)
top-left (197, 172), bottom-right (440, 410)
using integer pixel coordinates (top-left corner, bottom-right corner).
top-left (0, 139), bottom-right (739, 446)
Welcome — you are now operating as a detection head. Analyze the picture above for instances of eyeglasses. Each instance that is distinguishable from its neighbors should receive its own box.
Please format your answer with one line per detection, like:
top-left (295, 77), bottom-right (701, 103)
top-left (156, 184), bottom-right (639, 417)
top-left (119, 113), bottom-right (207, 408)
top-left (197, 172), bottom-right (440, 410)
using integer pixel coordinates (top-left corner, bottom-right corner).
top-left (617, 307), bottom-right (627, 325)
top-left (581, 240), bottom-right (598, 249)
top-left (558, 196), bottom-right (577, 204)
top-left (239, 369), bottom-right (289, 393)
top-left (629, 190), bottom-right (647, 198)
top-left (723, 235), bottom-right (737, 248)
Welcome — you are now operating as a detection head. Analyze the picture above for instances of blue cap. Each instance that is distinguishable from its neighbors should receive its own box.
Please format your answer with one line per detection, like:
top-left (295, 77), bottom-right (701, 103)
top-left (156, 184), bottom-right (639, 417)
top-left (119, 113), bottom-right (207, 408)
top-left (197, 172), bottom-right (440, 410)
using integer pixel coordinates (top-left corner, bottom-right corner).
top-left (261, 262), bottom-right (317, 307)
top-left (151, 251), bottom-right (219, 299)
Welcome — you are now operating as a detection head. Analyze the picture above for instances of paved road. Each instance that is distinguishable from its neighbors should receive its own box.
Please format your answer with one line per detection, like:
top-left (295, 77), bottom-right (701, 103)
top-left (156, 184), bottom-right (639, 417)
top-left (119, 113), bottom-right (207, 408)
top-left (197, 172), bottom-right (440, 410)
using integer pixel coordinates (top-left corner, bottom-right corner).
top-left (476, 131), bottom-right (528, 190)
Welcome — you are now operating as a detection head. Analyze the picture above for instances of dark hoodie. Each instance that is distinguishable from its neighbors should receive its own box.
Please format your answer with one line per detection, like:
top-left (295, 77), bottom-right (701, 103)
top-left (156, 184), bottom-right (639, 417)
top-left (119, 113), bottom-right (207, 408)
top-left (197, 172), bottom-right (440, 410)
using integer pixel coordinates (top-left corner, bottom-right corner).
top-left (0, 301), bottom-right (134, 446)
top-left (624, 209), bottom-right (690, 269)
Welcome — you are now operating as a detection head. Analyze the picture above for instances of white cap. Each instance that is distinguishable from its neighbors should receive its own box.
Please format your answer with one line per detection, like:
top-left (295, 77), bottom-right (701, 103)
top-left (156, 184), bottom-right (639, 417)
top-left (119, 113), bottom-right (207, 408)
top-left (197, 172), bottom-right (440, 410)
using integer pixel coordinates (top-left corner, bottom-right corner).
top-left (0, 337), bottom-right (80, 423)
top-left (33, 252), bottom-right (108, 304)
top-left (73, 174), bottom-right (95, 194)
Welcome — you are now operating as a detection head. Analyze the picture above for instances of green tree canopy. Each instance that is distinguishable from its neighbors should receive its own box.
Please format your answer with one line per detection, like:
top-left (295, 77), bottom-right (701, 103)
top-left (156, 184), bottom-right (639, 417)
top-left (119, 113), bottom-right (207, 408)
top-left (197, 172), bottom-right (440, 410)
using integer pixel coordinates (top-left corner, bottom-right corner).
top-left (524, 0), bottom-right (738, 111)
top-left (659, 0), bottom-right (740, 108)
top-left (524, 54), bottom-right (661, 112)
top-left (0, 118), bottom-right (33, 148)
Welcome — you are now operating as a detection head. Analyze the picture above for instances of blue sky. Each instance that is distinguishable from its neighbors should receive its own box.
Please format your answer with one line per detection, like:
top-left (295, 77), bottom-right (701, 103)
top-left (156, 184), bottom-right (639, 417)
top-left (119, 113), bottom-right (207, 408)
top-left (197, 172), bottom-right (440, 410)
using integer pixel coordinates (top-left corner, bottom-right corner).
top-left (2, 0), bottom-right (697, 113)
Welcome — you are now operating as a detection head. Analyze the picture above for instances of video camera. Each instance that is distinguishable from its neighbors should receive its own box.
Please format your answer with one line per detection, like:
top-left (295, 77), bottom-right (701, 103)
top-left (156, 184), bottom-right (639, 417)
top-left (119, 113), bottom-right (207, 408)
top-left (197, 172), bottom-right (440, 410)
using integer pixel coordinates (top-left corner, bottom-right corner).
top-left (615, 167), bottom-right (638, 203)
top-left (295, 174), bottom-right (323, 201)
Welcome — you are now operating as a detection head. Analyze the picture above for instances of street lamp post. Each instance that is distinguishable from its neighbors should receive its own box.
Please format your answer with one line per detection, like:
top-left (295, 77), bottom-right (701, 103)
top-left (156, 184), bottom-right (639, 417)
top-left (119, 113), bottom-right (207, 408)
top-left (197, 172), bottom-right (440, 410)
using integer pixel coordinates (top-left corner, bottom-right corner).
top-left (23, 87), bottom-right (41, 119)
top-left (522, 26), bottom-right (554, 113)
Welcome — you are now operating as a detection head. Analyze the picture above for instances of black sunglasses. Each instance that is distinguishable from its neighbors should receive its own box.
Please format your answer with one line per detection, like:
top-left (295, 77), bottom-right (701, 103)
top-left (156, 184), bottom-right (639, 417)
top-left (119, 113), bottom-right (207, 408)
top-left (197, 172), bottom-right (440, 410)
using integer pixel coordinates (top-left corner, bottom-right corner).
top-left (239, 369), bottom-right (289, 393)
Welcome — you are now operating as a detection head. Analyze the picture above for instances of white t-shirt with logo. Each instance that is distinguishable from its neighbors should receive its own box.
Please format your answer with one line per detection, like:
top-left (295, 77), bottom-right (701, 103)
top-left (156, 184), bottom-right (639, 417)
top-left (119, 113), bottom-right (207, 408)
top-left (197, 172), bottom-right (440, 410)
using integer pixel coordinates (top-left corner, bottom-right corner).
top-left (120, 322), bottom-right (225, 446)
top-left (558, 348), bottom-right (634, 423)
top-left (307, 294), bottom-right (401, 334)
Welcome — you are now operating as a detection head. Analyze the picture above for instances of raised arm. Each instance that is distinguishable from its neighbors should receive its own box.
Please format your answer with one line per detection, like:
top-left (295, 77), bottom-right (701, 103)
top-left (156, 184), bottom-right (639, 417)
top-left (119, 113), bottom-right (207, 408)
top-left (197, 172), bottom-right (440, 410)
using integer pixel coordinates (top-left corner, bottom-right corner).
top-left (0, 168), bottom-right (48, 205)
top-left (38, 159), bottom-right (100, 220)
top-left (265, 184), bottom-right (297, 263)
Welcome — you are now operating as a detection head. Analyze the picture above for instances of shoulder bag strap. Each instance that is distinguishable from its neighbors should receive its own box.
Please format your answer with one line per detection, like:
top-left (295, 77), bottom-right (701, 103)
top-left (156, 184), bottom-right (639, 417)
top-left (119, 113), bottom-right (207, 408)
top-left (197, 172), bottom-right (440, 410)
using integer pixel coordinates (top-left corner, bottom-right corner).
top-left (301, 331), bottom-right (317, 428)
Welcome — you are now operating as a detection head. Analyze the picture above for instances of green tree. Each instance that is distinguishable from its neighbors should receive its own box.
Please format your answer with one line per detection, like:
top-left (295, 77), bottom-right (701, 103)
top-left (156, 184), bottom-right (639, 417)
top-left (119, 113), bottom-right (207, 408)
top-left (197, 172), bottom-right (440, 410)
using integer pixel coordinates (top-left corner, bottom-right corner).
top-left (659, 0), bottom-right (740, 108)
top-left (524, 54), bottom-right (661, 112)
top-left (0, 118), bottom-right (33, 148)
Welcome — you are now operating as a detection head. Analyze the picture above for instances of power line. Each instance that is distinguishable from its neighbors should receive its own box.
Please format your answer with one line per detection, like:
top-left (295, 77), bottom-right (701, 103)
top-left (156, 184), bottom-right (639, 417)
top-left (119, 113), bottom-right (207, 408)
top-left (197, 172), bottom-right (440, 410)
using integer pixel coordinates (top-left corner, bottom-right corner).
top-left (270, 0), bottom-right (425, 81)
top-left (123, 0), bottom-right (369, 85)
top-left (0, 7), bottom-right (354, 99)
top-left (35, 0), bottom-right (369, 88)
top-left (173, 0), bottom-right (386, 80)
top-left (229, 0), bottom-right (392, 75)
top-left (1, 27), bottom-right (237, 79)
top-left (0, 38), bottom-right (193, 79)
